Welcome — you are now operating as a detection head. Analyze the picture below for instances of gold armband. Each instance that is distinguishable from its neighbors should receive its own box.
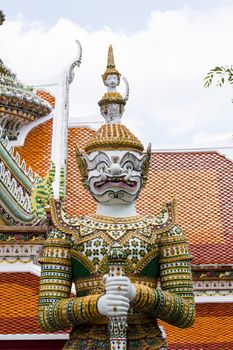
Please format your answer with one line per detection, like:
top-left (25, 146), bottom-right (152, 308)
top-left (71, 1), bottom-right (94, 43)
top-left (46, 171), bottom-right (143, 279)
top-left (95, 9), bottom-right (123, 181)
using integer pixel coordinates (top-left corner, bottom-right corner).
top-left (74, 294), bottom-right (101, 322)
top-left (132, 284), bottom-right (156, 311)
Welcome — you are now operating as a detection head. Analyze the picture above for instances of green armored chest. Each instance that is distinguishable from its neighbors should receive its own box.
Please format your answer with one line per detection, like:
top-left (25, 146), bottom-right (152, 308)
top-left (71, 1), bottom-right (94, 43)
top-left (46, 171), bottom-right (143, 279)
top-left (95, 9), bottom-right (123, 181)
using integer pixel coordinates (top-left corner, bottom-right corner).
top-left (49, 199), bottom-right (177, 297)
top-left (69, 215), bottom-right (160, 296)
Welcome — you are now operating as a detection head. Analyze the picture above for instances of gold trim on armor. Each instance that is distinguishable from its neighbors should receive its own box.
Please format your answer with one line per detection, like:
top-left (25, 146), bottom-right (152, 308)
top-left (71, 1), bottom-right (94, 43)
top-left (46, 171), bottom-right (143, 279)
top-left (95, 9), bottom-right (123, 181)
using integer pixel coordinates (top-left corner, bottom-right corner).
top-left (159, 254), bottom-right (193, 263)
top-left (70, 249), bottom-right (96, 273)
top-left (89, 213), bottom-right (146, 224)
top-left (49, 197), bottom-right (177, 241)
top-left (72, 228), bottom-right (157, 246)
top-left (38, 257), bottom-right (72, 266)
top-left (134, 248), bottom-right (159, 272)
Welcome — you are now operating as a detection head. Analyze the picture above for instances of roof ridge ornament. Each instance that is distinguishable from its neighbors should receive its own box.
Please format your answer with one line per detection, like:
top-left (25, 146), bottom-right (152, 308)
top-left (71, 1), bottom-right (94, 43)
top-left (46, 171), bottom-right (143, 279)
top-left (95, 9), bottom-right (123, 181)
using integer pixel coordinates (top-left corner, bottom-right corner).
top-left (0, 60), bottom-right (52, 140)
top-left (0, 12), bottom-right (52, 141)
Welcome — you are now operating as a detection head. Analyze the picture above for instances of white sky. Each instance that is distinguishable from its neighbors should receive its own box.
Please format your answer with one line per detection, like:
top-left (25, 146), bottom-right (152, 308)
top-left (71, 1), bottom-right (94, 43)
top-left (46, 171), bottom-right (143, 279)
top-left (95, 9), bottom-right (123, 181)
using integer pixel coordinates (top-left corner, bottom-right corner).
top-left (0, 1), bottom-right (233, 146)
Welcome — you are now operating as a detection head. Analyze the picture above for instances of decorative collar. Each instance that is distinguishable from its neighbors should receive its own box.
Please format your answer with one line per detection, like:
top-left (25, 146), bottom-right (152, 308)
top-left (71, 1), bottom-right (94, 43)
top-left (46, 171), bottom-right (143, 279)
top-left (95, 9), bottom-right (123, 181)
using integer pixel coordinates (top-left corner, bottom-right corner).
top-left (49, 197), bottom-right (176, 238)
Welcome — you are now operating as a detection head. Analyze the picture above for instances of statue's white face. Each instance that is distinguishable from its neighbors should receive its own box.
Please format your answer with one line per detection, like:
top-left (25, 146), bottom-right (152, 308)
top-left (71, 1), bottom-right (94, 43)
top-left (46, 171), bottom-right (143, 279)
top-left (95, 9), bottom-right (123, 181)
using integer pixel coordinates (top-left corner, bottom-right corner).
top-left (105, 74), bottom-right (119, 88)
top-left (85, 150), bottom-right (147, 205)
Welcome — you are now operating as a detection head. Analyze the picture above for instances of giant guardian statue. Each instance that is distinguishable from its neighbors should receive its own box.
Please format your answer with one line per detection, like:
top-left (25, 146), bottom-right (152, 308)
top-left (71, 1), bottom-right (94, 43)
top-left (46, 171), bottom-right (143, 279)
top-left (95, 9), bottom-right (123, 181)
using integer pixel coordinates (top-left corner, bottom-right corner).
top-left (35, 46), bottom-right (195, 350)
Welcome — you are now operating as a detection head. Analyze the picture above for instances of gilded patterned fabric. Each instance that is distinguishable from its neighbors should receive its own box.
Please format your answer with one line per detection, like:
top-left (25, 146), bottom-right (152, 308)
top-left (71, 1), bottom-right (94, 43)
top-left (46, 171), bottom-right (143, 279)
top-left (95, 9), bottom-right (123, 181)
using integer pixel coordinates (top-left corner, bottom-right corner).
top-left (38, 199), bottom-right (195, 350)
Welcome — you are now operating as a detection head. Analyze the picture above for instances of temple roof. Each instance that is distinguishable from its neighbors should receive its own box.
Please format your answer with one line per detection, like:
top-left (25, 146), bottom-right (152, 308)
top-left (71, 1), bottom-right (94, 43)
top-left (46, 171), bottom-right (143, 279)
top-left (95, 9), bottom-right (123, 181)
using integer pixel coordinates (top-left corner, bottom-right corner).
top-left (0, 60), bottom-right (52, 140)
top-left (0, 90), bottom-right (54, 225)
top-left (0, 128), bottom-right (37, 225)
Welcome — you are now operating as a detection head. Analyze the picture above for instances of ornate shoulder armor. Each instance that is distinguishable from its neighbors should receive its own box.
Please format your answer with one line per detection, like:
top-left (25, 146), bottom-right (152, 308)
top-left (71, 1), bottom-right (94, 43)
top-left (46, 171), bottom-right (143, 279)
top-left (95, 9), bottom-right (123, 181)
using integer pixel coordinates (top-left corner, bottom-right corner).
top-left (150, 199), bottom-right (176, 234)
top-left (49, 198), bottom-right (80, 234)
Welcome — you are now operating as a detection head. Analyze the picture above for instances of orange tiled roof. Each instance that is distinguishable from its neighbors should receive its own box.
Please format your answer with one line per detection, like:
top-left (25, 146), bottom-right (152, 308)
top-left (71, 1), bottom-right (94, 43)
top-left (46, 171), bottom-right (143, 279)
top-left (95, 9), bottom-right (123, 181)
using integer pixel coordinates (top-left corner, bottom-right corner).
top-left (36, 90), bottom-right (55, 108)
top-left (14, 90), bottom-right (54, 178)
top-left (0, 272), bottom-right (65, 335)
top-left (0, 272), bottom-right (42, 334)
top-left (15, 119), bottom-right (53, 178)
top-left (139, 151), bottom-right (233, 265)
top-left (160, 303), bottom-right (233, 349)
top-left (0, 272), bottom-right (232, 350)
top-left (65, 127), bottom-right (96, 215)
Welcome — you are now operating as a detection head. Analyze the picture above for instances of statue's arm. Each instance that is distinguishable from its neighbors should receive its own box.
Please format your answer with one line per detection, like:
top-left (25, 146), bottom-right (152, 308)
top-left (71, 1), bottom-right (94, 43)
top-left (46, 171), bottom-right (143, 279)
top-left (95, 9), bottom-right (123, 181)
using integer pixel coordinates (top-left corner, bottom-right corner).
top-left (132, 224), bottom-right (195, 328)
top-left (38, 229), bottom-right (102, 332)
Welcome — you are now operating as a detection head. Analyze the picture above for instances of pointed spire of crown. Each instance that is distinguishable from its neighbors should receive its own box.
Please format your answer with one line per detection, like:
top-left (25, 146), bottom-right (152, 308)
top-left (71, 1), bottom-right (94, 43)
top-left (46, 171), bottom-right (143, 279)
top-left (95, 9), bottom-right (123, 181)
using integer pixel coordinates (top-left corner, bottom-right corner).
top-left (83, 45), bottom-right (144, 154)
top-left (99, 45), bottom-right (126, 124)
top-left (107, 44), bottom-right (115, 67)
top-left (102, 45), bottom-right (121, 84)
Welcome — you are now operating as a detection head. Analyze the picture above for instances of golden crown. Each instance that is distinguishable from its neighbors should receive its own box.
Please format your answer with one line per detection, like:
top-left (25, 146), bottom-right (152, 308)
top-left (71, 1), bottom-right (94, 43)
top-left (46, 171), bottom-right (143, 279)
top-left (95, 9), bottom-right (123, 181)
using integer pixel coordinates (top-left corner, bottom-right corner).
top-left (84, 123), bottom-right (144, 154)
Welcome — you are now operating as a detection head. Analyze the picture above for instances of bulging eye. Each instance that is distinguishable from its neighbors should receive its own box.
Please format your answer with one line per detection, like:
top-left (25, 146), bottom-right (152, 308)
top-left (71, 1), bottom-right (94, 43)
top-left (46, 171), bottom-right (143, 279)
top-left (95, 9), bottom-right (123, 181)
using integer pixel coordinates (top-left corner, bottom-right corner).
top-left (123, 162), bottom-right (133, 171)
top-left (97, 163), bottom-right (107, 172)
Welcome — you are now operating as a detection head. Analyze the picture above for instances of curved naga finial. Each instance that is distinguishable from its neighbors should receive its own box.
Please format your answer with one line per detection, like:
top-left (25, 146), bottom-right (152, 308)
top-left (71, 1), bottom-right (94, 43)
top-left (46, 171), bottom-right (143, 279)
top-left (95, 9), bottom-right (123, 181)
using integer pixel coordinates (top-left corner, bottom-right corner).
top-left (67, 39), bottom-right (83, 84)
top-left (122, 76), bottom-right (129, 103)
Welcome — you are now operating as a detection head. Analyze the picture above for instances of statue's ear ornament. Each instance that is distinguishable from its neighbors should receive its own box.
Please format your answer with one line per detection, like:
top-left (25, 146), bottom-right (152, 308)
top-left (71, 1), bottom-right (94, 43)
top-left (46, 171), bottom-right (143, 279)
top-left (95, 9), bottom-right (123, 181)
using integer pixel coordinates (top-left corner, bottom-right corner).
top-left (141, 143), bottom-right (151, 188)
top-left (76, 146), bottom-right (88, 188)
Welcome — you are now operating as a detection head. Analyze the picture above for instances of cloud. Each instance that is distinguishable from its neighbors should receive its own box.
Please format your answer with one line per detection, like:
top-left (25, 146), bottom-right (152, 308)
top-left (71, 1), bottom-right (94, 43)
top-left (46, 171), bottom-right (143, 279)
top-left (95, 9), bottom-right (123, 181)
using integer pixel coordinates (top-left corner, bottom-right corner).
top-left (0, 5), bottom-right (233, 146)
top-left (192, 131), bottom-right (233, 144)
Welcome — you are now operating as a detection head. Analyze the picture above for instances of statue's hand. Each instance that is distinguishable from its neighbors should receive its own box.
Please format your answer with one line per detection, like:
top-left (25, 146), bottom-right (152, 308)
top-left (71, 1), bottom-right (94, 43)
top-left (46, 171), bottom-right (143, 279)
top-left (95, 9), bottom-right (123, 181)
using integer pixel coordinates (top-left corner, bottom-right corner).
top-left (105, 275), bottom-right (136, 302)
top-left (97, 294), bottom-right (130, 317)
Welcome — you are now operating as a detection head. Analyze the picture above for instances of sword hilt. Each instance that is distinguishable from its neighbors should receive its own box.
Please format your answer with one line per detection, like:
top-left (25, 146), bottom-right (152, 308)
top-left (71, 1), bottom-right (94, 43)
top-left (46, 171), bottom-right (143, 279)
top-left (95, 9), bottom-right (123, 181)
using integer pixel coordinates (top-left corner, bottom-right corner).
top-left (107, 244), bottom-right (128, 350)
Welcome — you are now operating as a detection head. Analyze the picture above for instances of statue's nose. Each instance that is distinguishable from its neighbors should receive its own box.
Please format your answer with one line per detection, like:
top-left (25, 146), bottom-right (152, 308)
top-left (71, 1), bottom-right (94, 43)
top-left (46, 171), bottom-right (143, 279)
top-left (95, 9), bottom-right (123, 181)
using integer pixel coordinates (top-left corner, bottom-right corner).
top-left (108, 163), bottom-right (123, 175)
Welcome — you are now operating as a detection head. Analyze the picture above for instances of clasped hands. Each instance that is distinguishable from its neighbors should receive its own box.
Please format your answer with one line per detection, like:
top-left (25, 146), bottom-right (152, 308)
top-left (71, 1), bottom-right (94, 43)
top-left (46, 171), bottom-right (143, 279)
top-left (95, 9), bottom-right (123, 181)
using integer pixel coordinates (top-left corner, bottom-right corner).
top-left (97, 275), bottom-right (136, 317)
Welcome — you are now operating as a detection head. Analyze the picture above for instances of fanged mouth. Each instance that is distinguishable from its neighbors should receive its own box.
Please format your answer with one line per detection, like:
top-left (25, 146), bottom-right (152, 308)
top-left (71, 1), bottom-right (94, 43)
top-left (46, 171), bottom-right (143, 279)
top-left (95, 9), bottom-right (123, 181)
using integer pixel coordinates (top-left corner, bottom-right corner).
top-left (94, 177), bottom-right (137, 190)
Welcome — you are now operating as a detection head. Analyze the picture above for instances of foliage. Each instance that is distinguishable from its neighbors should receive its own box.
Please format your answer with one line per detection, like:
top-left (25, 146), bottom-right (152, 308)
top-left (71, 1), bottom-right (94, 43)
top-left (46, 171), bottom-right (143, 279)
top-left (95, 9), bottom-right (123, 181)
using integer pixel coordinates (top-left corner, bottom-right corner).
top-left (204, 65), bottom-right (233, 103)
top-left (204, 65), bottom-right (233, 88)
